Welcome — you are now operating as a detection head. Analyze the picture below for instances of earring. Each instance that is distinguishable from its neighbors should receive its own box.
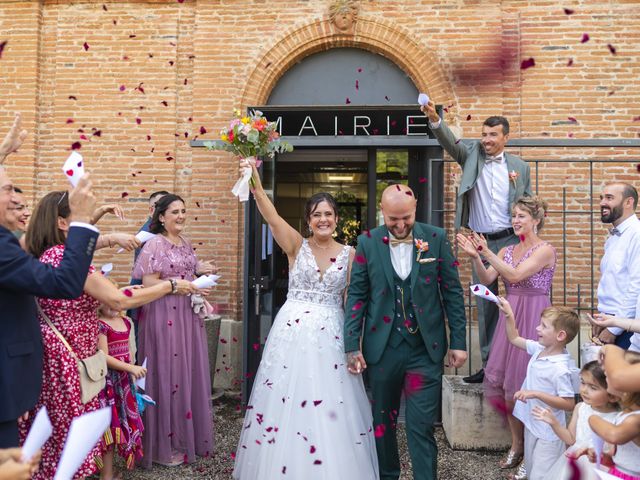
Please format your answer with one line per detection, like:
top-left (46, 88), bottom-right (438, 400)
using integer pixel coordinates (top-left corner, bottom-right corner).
top-left (308, 224), bottom-right (313, 235)
top-left (534, 225), bottom-right (538, 235)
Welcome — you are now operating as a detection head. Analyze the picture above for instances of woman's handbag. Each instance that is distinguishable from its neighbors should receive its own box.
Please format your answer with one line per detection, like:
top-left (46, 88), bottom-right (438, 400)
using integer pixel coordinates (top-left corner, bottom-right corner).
top-left (37, 302), bottom-right (107, 404)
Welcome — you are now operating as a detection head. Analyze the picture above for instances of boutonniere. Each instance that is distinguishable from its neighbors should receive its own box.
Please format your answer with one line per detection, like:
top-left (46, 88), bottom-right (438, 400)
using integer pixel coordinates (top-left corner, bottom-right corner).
top-left (508, 170), bottom-right (519, 186)
top-left (415, 239), bottom-right (435, 264)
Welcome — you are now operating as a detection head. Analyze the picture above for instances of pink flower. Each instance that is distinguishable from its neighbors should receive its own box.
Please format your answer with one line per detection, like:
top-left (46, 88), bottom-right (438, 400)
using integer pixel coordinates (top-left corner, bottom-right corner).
top-left (508, 170), bottom-right (519, 185)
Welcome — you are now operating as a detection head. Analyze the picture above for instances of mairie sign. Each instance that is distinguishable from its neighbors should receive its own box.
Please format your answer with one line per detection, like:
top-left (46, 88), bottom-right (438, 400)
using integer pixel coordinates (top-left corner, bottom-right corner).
top-left (251, 106), bottom-right (439, 138)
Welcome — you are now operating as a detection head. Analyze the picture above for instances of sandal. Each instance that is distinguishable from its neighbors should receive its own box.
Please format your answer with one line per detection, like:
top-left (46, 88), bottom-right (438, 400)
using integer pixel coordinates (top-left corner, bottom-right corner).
top-left (499, 449), bottom-right (524, 469)
top-left (508, 461), bottom-right (527, 480)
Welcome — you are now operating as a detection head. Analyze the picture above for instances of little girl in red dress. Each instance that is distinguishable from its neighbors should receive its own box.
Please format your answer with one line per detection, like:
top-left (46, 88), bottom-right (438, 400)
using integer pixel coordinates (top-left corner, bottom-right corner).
top-left (97, 302), bottom-right (146, 479)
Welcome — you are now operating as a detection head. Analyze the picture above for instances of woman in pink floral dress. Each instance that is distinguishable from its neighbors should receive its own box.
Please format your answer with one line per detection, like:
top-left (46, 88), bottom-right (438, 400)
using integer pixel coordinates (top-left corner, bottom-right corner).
top-left (19, 191), bottom-right (196, 479)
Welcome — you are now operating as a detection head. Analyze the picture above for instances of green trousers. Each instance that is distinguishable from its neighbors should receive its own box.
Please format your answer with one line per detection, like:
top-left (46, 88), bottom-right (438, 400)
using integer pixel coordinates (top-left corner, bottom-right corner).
top-left (367, 338), bottom-right (441, 480)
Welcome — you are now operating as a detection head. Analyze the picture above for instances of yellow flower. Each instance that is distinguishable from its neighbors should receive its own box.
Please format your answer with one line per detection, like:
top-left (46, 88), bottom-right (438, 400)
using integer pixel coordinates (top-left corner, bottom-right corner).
top-left (241, 117), bottom-right (250, 124)
top-left (221, 134), bottom-right (228, 142)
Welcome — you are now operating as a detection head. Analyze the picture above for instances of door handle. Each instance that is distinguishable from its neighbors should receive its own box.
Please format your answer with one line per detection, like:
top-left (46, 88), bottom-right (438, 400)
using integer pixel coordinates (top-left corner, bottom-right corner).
top-left (255, 281), bottom-right (261, 316)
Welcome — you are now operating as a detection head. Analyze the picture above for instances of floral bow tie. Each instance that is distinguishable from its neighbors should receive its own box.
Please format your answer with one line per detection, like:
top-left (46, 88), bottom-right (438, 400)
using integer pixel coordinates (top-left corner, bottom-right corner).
top-left (485, 155), bottom-right (502, 163)
top-left (609, 227), bottom-right (621, 237)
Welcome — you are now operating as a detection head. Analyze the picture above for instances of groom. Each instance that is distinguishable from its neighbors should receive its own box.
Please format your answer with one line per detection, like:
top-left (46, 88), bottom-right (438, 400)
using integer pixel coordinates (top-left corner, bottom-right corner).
top-left (345, 184), bottom-right (467, 480)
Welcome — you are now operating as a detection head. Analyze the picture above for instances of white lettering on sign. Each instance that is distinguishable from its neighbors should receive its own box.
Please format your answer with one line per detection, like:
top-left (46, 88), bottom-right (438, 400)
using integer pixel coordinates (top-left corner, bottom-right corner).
top-left (406, 115), bottom-right (428, 136)
top-left (353, 116), bottom-right (371, 135)
top-left (298, 116), bottom-right (318, 136)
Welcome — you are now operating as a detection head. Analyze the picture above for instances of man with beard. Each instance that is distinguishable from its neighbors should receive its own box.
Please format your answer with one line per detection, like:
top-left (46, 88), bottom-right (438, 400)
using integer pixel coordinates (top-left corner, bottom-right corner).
top-left (595, 182), bottom-right (640, 348)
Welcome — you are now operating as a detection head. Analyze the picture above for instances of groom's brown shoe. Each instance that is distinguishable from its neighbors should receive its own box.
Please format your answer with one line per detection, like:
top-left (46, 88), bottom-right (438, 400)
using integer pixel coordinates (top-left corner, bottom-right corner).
top-left (462, 368), bottom-right (484, 383)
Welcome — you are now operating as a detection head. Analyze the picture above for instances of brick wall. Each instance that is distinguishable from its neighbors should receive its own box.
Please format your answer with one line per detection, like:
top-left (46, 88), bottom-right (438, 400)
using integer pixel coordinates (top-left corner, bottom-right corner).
top-left (1, 0), bottom-right (639, 321)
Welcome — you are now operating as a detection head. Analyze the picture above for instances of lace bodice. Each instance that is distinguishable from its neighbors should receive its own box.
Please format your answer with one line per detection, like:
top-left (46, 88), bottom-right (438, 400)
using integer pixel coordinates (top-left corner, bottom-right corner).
top-left (503, 242), bottom-right (556, 292)
top-left (286, 239), bottom-right (351, 307)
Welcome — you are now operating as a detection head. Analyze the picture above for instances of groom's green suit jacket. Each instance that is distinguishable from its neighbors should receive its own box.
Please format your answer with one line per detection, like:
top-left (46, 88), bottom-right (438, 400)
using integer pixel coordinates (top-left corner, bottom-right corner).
top-left (344, 222), bottom-right (467, 365)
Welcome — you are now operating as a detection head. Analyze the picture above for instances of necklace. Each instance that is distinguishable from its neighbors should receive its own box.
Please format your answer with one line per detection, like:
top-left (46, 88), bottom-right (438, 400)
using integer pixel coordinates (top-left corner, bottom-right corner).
top-left (311, 237), bottom-right (331, 250)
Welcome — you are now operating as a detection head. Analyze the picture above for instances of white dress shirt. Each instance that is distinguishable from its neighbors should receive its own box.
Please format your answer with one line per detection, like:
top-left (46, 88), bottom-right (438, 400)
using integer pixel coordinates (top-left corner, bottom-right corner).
top-left (467, 153), bottom-right (512, 233)
top-left (70, 221), bottom-right (100, 233)
top-left (597, 214), bottom-right (640, 336)
top-left (429, 118), bottom-right (511, 233)
top-left (389, 233), bottom-right (412, 281)
top-left (512, 341), bottom-right (576, 441)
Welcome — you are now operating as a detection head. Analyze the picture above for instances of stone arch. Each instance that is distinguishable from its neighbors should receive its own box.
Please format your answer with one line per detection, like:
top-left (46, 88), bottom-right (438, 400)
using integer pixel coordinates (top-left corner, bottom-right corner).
top-left (241, 16), bottom-right (455, 113)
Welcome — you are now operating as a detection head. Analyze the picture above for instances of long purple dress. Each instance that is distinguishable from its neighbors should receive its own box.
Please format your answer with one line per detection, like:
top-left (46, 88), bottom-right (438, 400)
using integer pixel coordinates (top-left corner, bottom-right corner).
top-left (484, 242), bottom-right (556, 402)
top-left (132, 235), bottom-right (214, 467)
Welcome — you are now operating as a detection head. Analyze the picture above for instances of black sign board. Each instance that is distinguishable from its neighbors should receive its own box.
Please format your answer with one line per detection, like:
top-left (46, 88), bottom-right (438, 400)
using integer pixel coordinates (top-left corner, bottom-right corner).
top-left (250, 105), bottom-right (439, 138)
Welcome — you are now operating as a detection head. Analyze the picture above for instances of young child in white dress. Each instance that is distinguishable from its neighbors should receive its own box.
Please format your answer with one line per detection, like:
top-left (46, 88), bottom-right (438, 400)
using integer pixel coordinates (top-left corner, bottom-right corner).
top-left (497, 298), bottom-right (580, 480)
top-left (532, 361), bottom-right (618, 479)
top-left (588, 350), bottom-right (640, 480)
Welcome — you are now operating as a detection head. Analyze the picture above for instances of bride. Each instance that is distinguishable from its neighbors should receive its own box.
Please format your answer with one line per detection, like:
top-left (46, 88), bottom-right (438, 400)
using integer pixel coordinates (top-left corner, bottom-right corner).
top-left (232, 159), bottom-right (379, 479)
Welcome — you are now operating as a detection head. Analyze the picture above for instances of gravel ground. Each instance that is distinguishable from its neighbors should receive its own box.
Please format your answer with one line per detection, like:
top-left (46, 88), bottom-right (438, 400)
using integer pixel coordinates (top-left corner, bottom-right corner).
top-left (119, 395), bottom-right (507, 480)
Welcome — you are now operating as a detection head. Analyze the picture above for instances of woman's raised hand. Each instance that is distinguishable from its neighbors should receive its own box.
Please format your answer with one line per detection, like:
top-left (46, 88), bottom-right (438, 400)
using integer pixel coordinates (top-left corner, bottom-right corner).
top-left (455, 233), bottom-right (479, 258)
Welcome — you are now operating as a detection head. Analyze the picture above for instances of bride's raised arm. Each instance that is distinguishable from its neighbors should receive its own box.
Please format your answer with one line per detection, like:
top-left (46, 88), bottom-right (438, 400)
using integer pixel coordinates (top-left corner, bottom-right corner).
top-left (240, 158), bottom-right (302, 258)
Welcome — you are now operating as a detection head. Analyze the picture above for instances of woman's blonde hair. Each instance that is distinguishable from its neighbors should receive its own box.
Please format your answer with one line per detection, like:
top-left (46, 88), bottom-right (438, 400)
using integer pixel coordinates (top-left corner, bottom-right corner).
top-left (512, 195), bottom-right (548, 231)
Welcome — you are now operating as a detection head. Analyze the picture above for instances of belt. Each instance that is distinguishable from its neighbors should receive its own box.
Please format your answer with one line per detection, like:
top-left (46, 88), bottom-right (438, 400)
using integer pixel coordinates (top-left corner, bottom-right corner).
top-left (483, 228), bottom-right (515, 241)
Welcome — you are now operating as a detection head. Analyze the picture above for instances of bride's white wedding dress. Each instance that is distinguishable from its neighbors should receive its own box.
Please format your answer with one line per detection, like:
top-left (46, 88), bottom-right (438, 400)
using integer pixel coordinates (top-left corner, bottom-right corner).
top-left (233, 239), bottom-right (379, 479)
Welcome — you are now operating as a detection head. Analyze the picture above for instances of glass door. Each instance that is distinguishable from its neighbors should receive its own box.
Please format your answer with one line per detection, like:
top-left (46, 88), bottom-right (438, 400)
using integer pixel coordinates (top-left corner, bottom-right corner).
top-left (241, 156), bottom-right (276, 405)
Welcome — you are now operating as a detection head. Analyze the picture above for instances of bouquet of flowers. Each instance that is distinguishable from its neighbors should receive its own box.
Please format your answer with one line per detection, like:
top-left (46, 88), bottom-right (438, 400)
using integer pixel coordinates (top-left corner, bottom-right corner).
top-left (205, 109), bottom-right (293, 201)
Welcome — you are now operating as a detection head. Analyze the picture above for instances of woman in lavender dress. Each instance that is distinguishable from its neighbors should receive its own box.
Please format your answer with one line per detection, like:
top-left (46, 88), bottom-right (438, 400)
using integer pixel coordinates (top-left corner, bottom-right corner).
top-left (457, 196), bottom-right (556, 477)
top-left (133, 194), bottom-right (216, 467)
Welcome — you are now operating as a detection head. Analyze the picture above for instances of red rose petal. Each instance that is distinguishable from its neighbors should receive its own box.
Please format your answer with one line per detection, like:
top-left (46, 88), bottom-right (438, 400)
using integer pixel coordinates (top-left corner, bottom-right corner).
top-left (567, 58), bottom-right (574, 67)
top-left (352, 300), bottom-right (364, 311)
top-left (357, 67), bottom-right (362, 73)
top-left (564, 8), bottom-right (574, 15)
top-left (310, 445), bottom-right (316, 454)
top-left (66, 118), bottom-right (74, 124)
top-left (466, 114), bottom-right (472, 121)
top-left (301, 400), bottom-right (307, 408)
top-left (136, 118), bottom-right (142, 125)
top-left (313, 460), bottom-right (322, 465)
top-left (200, 126), bottom-right (207, 134)
top-left (354, 255), bottom-right (366, 264)
top-left (119, 85), bottom-right (126, 91)
top-left (607, 44), bottom-right (617, 55)
top-left (313, 400), bottom-right (322, 406)
top-left (252, 343), bottom-right (260, 351)
top-left (71, 142), bottom-right (81, 150)
top-left (374, 424), bottom-right (386, 438)
top-left (345, 97), bottom-right (351, 104)
top-left (520, 57), bottom-right (535, 70)
top-left (384, 95), bottom-right (390, 101)
top-left (419, 177), bottom-right (427, 183)
top-left (581, 33), bottom-right (590, 43)
top-left (567, 116), bottom-right (578, 123)
top-left (0, 40), bottom-right (8, 58)
top-left (83, 42), bottom-right (89, 51)
top-left (355, 80), bottom-right (359, 90)
top-left (383, 315), bottom-right (391, 324)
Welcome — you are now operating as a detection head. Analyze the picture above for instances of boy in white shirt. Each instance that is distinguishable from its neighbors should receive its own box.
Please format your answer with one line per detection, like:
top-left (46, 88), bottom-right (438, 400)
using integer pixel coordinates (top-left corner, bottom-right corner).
top-left (498, 298), bottom-right (580, 480)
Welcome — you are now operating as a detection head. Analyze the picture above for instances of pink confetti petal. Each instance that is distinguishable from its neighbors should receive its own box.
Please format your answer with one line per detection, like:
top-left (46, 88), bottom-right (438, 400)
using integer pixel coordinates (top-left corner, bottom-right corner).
top-left (354, 255), bottom-right (366, 265)
top-left (313, 400), bottom-right (322, 406)
top-left (310, 445), bottom-right (316, 454)
top-left (383, 315), bottom-right (391, 324)
top-left (185, 411), bottom-right (192, 419)
top-left (581, 33), bottom-right (590, 43)
top-left (121, 192), bottom-right (128, 198)
top-left (567, 116), bottom-right (578, 123)
top-left (355, 80), bottom-right (359, 90)
top-left (71, 141), bottom-right (82, 150)
top-left (301, 400), bottom-right (307, 408)
top-left (374, 424), bottom-right (386, 438)
top-left (136, 118), bottom-right (142, 125)
top-left (345, 97), bottom-right (351, 104)
top-left (473, 285), bottom-right (480, 292)
top-left (200, 126), bottom-right (207, 135)
top-left (123, 289), bottom-right (133, 297)
top-left (83, 42), bottom-right (89, 51)
top-left (352, 300), bottom-right (364, 311)
top-left (119, 85), bottom-right (126, 91)
top-left (313, 460), bottom-right (322, 465)
top-left (418, 177), bottom-right (427, 183)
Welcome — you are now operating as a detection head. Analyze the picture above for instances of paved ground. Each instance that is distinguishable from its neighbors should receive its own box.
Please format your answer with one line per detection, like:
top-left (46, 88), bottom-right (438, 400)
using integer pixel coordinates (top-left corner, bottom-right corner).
top-left (121, 395), bottom-right (507, 479)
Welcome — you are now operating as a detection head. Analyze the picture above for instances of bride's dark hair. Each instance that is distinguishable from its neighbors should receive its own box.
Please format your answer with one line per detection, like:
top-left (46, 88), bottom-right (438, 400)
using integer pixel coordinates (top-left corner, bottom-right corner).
top-left (304, 192), bottom-right (339, 237)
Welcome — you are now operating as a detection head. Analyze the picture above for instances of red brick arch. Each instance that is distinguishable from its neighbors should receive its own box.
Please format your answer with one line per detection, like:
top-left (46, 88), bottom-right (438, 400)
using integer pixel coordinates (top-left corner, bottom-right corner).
top-left (241, 16), bottom-right (455, 109)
